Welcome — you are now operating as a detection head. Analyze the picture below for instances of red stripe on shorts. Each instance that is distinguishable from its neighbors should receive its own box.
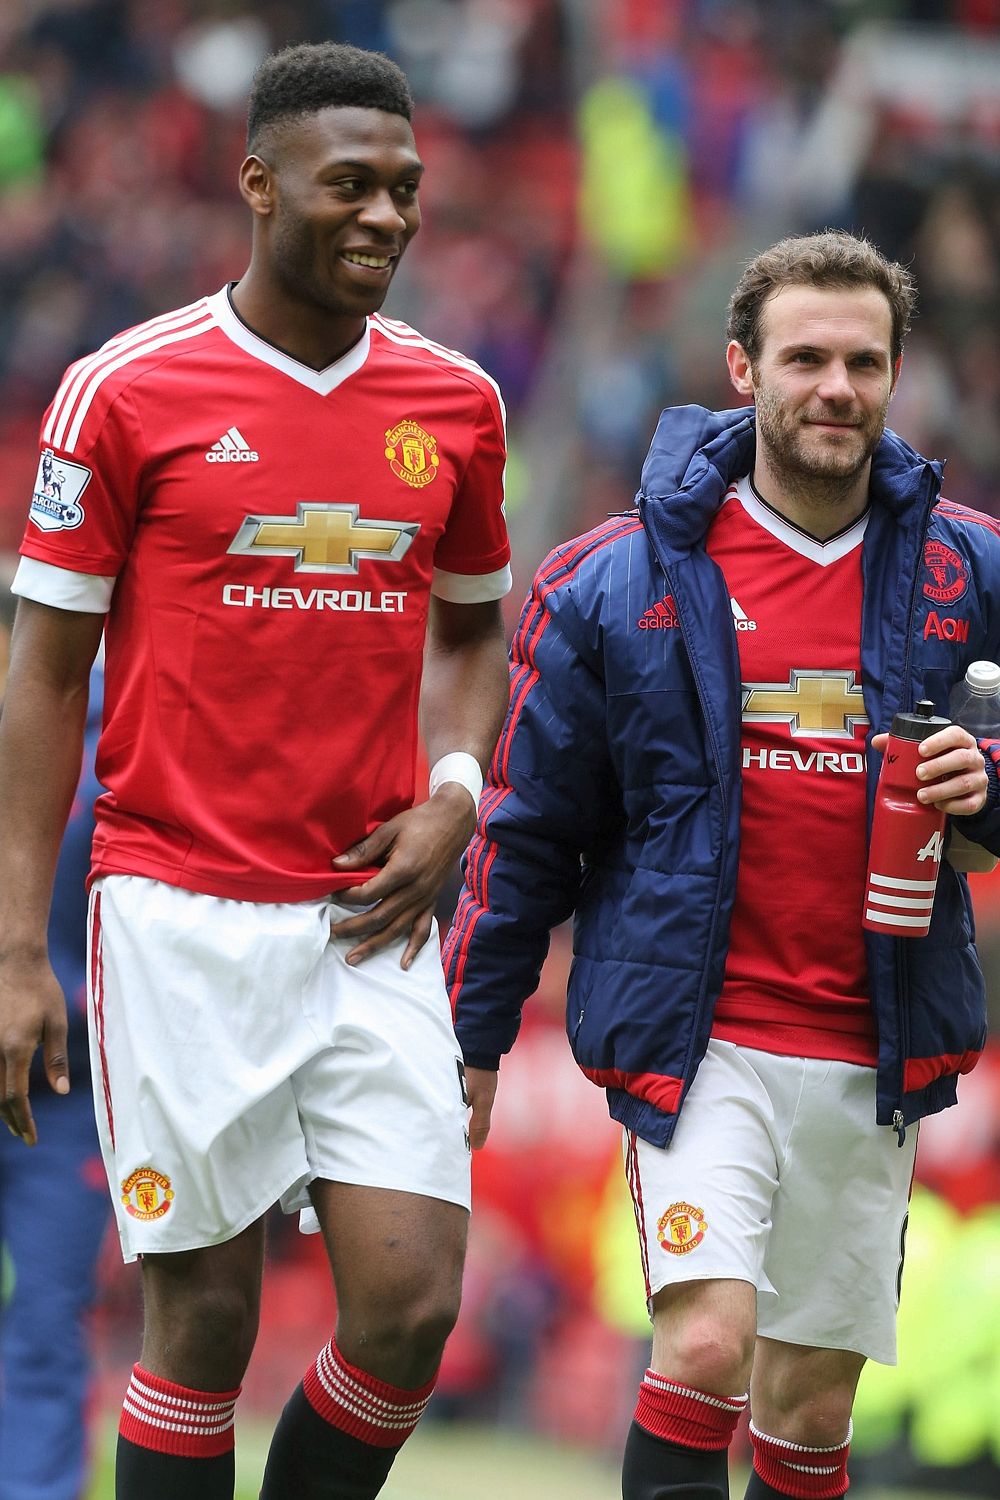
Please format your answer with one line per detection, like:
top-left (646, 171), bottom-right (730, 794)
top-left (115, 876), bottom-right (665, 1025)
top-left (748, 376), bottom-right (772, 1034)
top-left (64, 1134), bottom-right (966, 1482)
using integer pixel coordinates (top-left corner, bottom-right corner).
top-left (90, 891), bottom-right (115, 1149)
top-left (626, 1131), bottom-right (652, 1302)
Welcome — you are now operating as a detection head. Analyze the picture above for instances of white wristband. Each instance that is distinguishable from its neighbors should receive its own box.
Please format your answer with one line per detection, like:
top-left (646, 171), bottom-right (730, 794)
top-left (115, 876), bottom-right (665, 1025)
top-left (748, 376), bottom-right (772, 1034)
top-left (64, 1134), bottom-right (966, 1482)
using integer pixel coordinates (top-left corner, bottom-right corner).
top-left (429, 751), bottom-right (483, 809)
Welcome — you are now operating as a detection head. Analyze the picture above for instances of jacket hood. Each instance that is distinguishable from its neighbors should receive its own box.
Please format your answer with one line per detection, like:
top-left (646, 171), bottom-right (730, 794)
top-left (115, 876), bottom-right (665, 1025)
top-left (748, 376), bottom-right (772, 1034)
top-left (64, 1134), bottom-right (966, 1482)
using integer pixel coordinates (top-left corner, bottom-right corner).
top-left (636, 403), bottom-right (943, 557)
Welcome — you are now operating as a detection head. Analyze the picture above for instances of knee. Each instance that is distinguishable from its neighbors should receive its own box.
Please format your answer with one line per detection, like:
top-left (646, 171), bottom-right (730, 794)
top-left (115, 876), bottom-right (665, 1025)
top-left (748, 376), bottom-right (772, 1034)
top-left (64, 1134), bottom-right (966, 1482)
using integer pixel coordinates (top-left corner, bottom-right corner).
top-left (146, 1282), bottom-right (260, 1386)
top-left (684, 1321), bottom-right (754, 1395)
top-left (401, 1291), bottom-right (461, 1366)
top-left (752, 1347), bottom-right (863, 1447)
top-left (196, 1283), bottom-right (261, 1364)
top-left (760, 1382), bottom-right (855, 1447)
top-left (382, 1278), bottom-right (462, 1358)
top-left (653, 1307), bottom-right (755, 1396)
top-left (343, 1278), bottom-right (462, 1378)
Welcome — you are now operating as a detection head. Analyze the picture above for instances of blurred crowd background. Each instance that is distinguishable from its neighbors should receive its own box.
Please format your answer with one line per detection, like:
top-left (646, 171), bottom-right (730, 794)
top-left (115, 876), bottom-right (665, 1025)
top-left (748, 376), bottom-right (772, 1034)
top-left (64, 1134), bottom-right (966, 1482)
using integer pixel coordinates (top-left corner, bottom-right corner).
top-left (1, 1), bottom-right (1000, 1495)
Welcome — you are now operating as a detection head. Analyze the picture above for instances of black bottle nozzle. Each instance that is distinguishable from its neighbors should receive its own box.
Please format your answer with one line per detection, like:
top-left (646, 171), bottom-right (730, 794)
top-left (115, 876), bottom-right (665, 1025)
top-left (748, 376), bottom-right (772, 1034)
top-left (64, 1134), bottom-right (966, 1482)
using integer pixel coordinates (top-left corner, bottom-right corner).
top-left (890, 700), bottom-right (951, 742)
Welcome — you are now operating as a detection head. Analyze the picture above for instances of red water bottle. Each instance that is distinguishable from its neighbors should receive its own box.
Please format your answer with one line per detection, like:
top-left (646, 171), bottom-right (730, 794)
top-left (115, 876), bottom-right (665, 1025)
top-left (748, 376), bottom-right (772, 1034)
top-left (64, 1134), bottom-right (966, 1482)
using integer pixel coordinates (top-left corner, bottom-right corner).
top-left (863, 700), bottom-right (950, 937)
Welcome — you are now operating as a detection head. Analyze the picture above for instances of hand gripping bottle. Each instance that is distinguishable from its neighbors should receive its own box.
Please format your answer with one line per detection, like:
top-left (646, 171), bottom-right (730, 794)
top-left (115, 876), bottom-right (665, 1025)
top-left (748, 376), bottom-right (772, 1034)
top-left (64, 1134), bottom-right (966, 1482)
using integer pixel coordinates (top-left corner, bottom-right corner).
top-left (946, 661), bottom-right (1000, 873)
top-left (863, 701), bottom-right (950, 936)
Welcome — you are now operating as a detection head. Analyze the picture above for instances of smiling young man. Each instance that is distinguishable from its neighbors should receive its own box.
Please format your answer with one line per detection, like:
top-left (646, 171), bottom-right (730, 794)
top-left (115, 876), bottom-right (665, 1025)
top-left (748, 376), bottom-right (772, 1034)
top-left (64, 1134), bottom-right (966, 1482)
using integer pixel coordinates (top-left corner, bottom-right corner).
top-left (0, 42), bottom-right (511, 1500)
top-left (445, 231), bottom-right (1000, 1499)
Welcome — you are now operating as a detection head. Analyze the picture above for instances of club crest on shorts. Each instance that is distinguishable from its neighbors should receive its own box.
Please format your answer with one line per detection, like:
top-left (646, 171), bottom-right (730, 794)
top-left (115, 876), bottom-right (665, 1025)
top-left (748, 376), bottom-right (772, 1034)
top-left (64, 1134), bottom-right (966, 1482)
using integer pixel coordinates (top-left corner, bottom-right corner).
top-left (121, 1166), bottom-right (174, 1221)
top-left (657, 1200), bottom-right (707, 1255)
top-left (384, 419), bottom-right (440, 487)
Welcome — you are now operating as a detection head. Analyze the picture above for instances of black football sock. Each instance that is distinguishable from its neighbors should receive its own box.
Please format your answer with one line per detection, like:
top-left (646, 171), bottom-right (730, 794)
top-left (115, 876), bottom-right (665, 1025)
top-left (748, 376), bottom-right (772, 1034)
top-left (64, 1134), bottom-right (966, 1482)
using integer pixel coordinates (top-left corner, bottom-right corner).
top-left (260, 1383), bottom-right (398, 1499)
top-left (742, 1476), bottom-right (784, 1499)
top-left (259, 1336), bottom-right (436, 1500)
top-left (621, 1371), bottom-right (747, 1499)
top-left (622, 1421), bottom-right (731, 1497)
top-left (116, 1439), bottom-right (235, 1500)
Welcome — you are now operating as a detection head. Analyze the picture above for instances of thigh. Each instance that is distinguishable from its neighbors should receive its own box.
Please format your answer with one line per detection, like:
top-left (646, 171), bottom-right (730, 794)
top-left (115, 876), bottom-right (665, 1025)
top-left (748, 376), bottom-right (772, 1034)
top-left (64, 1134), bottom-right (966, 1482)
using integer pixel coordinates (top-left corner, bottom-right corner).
top-left (626, 1040), bottom-right (781, 1304)
top-left (312, 1180), bottom-right (467, 1309)
top-left (310, 1180), bottom-right (467, 1388)
top-left (759, 1057), bottom-right (917, 1365)
top-left (310, 1177), bottom-right (468, 1371)
top-left (291, 913), bottom-right (471, 1221)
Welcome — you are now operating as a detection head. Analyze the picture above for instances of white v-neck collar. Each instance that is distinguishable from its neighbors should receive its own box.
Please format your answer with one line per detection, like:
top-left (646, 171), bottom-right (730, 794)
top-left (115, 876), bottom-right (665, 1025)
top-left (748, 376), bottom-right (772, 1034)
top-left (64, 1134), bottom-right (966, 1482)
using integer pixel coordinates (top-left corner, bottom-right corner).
top-left (207, 287), bottom-right (371, 395)
top-left (731, 475), bottom-right (869, 566)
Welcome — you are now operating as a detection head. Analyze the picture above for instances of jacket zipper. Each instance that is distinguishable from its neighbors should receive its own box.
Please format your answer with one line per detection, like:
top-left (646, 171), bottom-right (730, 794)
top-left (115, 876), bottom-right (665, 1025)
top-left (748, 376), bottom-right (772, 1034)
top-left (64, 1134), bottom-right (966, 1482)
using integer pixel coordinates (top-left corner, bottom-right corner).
top-left (666, 568), bottom-right (733, 1088)
top-left (889, 467), bottom-right (940, 1137)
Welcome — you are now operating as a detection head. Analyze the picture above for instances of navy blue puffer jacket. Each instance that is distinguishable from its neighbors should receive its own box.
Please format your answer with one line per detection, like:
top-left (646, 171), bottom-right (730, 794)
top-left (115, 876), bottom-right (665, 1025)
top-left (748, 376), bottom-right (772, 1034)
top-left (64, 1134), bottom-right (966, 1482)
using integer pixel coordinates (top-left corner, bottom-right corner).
top-left (445, 407), bottom-right (1000, 1148)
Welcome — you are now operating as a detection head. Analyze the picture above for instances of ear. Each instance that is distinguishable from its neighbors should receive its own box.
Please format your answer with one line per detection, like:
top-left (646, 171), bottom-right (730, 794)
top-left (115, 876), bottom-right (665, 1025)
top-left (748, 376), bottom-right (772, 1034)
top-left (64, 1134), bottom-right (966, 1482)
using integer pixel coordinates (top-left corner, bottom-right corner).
top-left (239, 155), bottom-right (275, 217)
top-left (890, 352), bottom-right (903, 394)
top-left (726, 340), bottom-right (754, 397)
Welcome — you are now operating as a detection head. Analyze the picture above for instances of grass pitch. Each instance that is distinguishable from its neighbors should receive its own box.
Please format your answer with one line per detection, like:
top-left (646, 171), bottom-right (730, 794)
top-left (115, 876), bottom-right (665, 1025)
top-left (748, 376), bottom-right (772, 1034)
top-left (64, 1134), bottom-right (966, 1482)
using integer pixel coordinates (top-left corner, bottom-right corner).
top-left (84, 1418), bottom-right (975, 1498)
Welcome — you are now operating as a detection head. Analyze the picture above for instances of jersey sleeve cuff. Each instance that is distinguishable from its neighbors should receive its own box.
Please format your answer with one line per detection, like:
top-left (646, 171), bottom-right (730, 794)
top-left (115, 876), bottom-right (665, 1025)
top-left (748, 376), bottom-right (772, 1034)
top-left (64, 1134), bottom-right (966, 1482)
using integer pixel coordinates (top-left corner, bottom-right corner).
top-left (432, 564), bottom-right (512, 603)
top-left (12, 556), bottom-right (116, 613)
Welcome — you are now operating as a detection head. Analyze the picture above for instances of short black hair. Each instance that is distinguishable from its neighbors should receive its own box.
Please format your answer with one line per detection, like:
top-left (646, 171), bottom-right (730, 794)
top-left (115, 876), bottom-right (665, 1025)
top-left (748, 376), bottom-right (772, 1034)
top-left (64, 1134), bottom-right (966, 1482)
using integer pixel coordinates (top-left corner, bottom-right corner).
top-left (727, 229), bottom-right (916, 366)
top-left (247, 42), bottom-right (413, 153)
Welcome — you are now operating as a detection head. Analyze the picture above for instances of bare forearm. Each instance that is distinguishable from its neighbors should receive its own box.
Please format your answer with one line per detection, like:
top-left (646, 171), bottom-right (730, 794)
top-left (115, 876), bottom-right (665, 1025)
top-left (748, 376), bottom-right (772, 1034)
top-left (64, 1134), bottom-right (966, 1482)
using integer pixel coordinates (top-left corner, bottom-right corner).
top-left (420, 597), bottom-right (509, 774)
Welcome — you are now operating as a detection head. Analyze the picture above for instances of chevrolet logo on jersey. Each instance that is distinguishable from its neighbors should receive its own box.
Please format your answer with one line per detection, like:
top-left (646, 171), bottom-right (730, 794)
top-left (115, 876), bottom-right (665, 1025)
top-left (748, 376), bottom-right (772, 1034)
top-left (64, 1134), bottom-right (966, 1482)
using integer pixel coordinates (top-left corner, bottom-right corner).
top-left (228, 503), bottom-right (418, 574)
top-left (741, 670), bottom-right (868, 739)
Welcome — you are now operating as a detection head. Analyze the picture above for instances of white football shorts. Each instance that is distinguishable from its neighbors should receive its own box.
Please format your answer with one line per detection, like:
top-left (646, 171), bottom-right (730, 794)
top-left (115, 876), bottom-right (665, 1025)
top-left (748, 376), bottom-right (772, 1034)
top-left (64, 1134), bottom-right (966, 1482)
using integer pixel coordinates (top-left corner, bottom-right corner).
top-left (625, 1039), bottom-right (917, 1365)
top-left (87, 875), bottom-right (471, 1263)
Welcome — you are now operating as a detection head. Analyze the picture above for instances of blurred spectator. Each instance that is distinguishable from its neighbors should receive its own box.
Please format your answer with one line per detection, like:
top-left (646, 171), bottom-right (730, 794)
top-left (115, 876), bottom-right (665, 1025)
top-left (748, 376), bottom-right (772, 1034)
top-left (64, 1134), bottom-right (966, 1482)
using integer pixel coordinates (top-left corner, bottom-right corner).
top-left (0, 562), bottom-right (110, 1500)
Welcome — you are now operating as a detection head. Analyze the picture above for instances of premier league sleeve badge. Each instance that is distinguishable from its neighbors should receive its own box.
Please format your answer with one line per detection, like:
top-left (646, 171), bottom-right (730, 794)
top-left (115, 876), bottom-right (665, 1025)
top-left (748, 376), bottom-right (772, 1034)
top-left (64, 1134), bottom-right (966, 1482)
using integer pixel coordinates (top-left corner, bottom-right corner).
top-left (29, 447), bottom-right (92, 532)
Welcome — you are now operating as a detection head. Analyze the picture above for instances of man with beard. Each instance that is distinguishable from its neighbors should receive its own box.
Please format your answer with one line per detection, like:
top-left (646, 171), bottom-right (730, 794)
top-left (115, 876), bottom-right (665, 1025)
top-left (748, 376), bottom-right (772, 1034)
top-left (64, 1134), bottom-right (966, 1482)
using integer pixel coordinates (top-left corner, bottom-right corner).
top-left (445, 230), bottom-right (1000, 1500)
top-left (0, 42), bottom-right (510, 1500)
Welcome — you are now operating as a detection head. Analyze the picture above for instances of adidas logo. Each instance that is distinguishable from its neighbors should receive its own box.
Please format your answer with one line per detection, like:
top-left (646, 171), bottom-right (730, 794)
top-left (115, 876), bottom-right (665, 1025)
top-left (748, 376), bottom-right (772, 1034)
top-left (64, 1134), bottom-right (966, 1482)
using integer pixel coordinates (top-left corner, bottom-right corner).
top-left (206, 426), bottom-right (259, 463)
top-left (637, 595), bottom-right (679, 630)
top-left (731, 596), bottom-right (757, 631)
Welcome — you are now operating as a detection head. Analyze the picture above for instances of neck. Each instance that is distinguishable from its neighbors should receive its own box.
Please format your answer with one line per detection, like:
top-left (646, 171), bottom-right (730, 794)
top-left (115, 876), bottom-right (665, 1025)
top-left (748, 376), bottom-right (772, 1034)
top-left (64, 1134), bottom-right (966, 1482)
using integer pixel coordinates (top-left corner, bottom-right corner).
top-left (231, 265), bottom-right (366, 371)
top-left (751, 452), bottom-right (872, 540)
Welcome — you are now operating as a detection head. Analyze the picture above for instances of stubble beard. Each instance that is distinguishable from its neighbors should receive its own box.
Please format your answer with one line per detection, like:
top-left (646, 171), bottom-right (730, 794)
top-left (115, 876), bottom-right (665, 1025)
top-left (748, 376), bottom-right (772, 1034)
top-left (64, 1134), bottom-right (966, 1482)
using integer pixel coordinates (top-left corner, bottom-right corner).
top-left (754, 382), bottom-right (889, 507)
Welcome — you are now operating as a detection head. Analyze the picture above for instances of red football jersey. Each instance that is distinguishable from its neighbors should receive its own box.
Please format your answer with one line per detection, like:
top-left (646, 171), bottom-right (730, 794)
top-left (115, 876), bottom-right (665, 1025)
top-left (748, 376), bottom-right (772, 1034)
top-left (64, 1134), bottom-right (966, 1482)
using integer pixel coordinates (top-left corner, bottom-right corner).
top-left (706, 477), bottom-right (877, 1065)
top-left (16, 290), bottom-right (511, 901)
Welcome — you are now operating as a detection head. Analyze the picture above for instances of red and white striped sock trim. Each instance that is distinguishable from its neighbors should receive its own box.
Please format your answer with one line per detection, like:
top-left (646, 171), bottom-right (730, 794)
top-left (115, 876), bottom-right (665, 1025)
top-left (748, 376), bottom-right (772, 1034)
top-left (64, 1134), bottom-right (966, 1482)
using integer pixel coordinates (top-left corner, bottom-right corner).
top-left (750, 1420), bottom-right (851, 1497)
top-left (119, 1364), bottom-right (240, 1458)
top-left (634, 1370), bottom-right (747, 1451)
top-left (303, 1337), bottom-right (437, 1449)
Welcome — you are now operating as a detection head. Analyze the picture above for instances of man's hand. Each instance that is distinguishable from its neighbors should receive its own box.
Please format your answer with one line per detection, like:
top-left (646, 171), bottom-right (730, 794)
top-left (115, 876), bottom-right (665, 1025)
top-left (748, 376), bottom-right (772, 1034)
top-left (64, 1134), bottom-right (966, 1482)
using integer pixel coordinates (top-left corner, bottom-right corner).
top-left (465, 1066), bottom-right (498, 1150)
top-left (0, 953), bottom-right (70, 1146)
top-left (871, 725), bottom-right (989, 816)
top-left (330, 783), bottom-right (477, 967)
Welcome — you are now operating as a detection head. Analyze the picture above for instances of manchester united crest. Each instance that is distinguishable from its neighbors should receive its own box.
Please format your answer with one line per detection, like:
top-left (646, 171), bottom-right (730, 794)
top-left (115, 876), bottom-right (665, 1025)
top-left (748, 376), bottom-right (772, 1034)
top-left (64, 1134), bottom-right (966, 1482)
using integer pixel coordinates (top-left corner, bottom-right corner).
top-left (657, 1201), bottom-right (707, 1255)
top-left (121, 1167), bottom-right (174, 1221)
top-left (385, 420), bottom-right (440, 488)
top-left (923, 540), bottom-right (968, 605)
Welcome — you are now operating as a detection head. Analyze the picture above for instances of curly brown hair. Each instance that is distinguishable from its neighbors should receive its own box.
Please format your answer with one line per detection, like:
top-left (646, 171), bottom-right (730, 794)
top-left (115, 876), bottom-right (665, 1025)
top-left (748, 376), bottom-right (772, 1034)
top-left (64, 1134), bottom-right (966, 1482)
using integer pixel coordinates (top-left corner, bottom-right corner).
top-left (726, 230), bottom-right (916, 365)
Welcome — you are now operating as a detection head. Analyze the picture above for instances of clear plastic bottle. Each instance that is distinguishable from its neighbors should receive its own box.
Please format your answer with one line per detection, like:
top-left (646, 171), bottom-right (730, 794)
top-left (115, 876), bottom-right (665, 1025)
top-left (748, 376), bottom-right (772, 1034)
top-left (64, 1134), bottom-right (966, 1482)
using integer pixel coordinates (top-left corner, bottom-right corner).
top-left (946, 661), bottom-right (1000, 873)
